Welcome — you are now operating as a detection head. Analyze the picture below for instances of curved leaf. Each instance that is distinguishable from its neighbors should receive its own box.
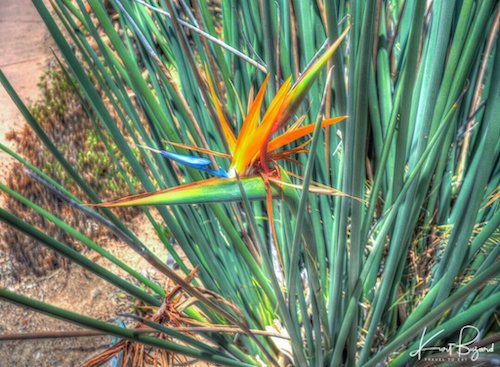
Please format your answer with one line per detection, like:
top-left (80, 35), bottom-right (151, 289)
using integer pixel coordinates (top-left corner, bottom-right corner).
top-left (91, 177), bottom-right (281, 207)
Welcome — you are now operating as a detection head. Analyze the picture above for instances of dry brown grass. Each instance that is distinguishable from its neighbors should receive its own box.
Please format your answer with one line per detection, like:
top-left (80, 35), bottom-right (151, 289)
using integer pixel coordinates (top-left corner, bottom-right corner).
top-left (2, 65), bottom-right (138, 277)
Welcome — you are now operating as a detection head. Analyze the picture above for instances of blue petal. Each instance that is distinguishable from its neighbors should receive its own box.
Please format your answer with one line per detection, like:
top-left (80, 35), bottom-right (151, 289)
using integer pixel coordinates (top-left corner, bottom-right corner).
top-left (202, 167), bottom-right (229, 178)
top-left (138, 145), bottom-right (227, 177)
top-left (160, 150), bottom-right (212, 169)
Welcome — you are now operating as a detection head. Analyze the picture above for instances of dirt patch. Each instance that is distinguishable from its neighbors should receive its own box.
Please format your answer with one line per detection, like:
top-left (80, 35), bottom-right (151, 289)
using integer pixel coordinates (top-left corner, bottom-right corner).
top-left (2, 65), bottom-right (140, 278)
top-left (0, 266), bottom-right (116, 366)
top-left (0, 209), bottom-right (174, 366)
top-left (0, 0), bottom-right (52, 183)
top-left (0, 2), bottom-right (174, 365)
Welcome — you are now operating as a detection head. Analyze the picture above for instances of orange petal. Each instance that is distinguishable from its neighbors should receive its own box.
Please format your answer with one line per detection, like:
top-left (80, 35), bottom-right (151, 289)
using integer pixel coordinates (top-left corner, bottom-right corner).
top-left (241, 79), bottom-right (292, 156)
top-left (205, 66), bottom-right (237, 154)
top-left (285, 114), bottom-right (307, 133)
top-left (231, 77), bottom-right (292, 174)
top-left (235, 74), bottom-right (270, 149)
top-left (267, 116), bottom-right (346, 152)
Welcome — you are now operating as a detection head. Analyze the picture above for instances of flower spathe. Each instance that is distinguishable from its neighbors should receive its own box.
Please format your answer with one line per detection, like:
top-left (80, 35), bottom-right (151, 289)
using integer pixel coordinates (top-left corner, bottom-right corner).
top-left (211, 25), bottom-right (351, 177)
top-left (92, 24), bottom-right (350, 208)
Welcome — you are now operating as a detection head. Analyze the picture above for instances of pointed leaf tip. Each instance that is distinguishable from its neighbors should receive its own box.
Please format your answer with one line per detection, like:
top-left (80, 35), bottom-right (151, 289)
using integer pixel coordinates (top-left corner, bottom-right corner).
top-left (277, 24), bottom-right (351, 128)
top-left (88, 177), bottom-right (281, 207)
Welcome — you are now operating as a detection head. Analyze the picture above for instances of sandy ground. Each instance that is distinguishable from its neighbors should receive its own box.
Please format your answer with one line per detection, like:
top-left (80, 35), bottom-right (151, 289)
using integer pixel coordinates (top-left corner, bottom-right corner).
top-left (0, 0), bottom-right (52, 190)
top-left (0, 2), bottom-right (184, 366)
top-left (0, 2), bottom-right (116, 365)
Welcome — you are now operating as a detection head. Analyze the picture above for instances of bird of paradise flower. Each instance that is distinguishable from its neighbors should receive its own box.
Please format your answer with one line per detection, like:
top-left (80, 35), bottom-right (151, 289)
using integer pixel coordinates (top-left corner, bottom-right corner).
top-left (91, 25), bottom-right (350, 211)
